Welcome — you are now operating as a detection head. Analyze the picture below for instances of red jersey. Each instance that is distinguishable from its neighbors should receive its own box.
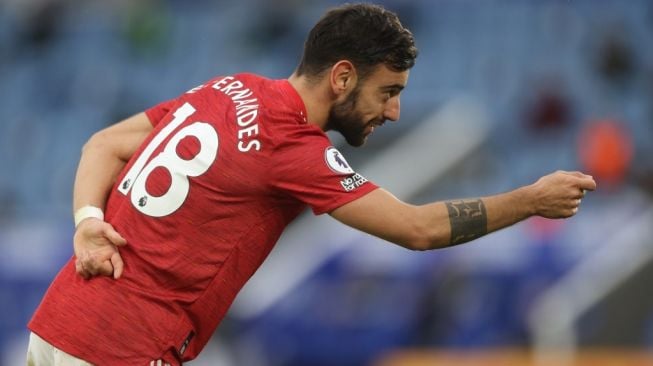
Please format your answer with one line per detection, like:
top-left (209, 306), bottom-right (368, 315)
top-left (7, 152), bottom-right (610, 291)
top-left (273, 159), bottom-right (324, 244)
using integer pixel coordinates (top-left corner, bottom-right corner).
top-left (29, 74), bottom-right (378, 365)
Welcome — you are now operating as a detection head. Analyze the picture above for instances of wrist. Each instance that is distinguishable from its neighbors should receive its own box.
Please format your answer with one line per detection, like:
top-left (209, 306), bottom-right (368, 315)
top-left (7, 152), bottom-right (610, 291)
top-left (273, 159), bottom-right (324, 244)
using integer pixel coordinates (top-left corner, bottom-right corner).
top-left (74, 205), bottom-right (104, 227)
top-left (516, 185), bottom-right (538, 218)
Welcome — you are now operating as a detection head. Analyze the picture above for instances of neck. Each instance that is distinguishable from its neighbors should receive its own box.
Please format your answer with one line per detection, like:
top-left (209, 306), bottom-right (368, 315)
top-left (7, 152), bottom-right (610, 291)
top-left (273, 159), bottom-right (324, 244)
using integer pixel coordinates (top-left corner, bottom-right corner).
top-left (287, 72), bottom-right (331, 131)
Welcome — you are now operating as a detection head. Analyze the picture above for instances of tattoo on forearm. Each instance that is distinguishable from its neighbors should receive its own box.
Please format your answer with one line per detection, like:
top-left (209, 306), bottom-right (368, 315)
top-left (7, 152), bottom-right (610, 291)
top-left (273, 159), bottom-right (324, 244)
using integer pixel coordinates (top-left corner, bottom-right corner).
top-left (445, 199), bottom-right (488, 245)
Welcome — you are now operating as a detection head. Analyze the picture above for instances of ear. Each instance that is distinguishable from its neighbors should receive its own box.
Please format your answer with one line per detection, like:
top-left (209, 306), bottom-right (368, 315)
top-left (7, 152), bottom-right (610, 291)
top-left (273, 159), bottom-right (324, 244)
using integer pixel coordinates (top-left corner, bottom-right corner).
top-left (329, 60), bottom-right (357, 96)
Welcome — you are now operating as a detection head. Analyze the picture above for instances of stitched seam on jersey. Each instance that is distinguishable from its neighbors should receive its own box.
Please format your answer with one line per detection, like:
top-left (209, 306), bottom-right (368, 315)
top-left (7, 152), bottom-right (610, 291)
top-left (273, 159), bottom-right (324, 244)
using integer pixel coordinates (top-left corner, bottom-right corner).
top-left (316, 183), bottom-right (379, 215)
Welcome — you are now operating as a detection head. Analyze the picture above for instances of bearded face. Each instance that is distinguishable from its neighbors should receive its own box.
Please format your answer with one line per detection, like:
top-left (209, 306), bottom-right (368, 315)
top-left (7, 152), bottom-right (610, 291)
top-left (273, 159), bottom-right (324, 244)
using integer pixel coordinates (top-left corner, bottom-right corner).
top-left (325, 65), bottom-right (407, 146)
top-left (326, 86), bottom-right (370, 147)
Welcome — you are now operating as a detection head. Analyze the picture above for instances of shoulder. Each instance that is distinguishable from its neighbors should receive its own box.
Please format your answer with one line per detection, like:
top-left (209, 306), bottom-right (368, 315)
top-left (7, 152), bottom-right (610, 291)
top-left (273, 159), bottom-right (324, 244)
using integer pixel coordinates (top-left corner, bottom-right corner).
top-left (271, 121), bottom-right (330, 151)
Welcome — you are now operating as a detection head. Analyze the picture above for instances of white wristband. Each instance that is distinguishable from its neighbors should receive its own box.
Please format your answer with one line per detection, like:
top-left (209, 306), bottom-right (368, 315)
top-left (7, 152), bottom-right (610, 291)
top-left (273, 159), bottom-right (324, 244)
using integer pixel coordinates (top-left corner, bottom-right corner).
top-left (74, 205), bottom-right (104, 227)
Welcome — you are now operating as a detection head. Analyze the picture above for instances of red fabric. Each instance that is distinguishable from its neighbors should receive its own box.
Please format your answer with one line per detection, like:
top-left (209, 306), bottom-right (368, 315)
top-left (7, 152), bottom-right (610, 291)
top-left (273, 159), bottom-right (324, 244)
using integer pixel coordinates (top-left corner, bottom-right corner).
top-left (145, 99), bottom-right (177, 127)
top-left (29, 74), bottom-right (377, 365)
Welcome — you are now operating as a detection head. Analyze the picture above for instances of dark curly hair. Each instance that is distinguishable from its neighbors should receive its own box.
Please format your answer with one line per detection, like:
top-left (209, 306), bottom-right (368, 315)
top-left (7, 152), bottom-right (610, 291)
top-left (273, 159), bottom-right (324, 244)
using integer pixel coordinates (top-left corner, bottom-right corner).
top-left (296, 3), bottom-right (418, 80)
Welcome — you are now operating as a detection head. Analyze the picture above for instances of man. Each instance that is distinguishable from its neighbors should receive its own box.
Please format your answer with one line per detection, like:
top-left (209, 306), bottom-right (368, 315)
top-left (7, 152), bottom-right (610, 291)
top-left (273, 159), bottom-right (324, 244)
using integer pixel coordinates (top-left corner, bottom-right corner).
top-left (27, 3), bottom-right (596, 365)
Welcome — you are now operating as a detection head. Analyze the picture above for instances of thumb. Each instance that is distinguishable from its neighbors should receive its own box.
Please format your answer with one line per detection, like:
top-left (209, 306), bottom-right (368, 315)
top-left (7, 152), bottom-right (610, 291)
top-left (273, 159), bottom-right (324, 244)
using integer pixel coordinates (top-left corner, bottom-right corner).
top-left (103, 224), bottom-right (128, 246)
top-left (578, 176), bottom-right (597, 192)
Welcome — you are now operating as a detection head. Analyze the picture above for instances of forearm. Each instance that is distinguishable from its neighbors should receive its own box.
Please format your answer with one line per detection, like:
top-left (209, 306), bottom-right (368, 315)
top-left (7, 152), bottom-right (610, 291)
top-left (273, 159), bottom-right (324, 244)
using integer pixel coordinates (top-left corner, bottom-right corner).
top-left (331, 171), bottom-right (595, 251)
top-left (425, 186), bottom-right (534, 248)
top-left (73, 135), bottom-right (129, 212)
top-left (72, 112), bottom-right (153, 213)
top-left (73, 140), bottom-right (131, 279)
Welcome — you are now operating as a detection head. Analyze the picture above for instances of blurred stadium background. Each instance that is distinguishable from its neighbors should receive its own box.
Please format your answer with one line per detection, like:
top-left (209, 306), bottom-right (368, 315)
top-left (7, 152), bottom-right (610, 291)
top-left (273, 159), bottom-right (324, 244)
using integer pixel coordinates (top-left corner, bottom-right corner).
top-left (1, 0), bottom-right (653, 365)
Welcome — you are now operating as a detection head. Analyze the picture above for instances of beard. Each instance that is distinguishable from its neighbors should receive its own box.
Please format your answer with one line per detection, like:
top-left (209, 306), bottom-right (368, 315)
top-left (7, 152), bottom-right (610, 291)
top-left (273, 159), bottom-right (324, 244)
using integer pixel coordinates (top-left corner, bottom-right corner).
top-left (326, 87), bottom-right (369, 147)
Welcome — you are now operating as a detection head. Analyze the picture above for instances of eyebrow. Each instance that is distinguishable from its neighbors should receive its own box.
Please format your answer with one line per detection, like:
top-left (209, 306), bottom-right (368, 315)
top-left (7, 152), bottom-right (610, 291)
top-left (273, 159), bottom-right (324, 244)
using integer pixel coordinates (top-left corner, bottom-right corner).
top-left (379, 84), bottom-right (405, 93)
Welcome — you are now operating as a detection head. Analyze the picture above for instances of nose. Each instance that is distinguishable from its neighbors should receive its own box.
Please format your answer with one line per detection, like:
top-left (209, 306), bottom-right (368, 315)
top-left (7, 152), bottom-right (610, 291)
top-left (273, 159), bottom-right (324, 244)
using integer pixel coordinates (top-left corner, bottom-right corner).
top-left (383, 96), bottom-right (400, 122)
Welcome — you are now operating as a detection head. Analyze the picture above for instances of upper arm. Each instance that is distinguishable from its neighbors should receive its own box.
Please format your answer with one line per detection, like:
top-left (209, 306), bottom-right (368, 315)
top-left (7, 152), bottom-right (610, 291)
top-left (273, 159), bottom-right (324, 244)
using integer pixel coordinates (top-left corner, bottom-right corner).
top-left (270, 131), bottom-right (379, 215)
top-left (86, 112), bottom-right (154, 162)
top-left (329, 188), bottom-right (449, 250)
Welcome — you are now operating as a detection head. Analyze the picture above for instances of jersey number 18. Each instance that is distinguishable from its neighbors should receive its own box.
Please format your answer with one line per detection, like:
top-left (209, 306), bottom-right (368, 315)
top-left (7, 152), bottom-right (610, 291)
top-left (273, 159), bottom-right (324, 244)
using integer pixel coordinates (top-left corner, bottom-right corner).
top-left (118, 103), bottom-right (218, 217)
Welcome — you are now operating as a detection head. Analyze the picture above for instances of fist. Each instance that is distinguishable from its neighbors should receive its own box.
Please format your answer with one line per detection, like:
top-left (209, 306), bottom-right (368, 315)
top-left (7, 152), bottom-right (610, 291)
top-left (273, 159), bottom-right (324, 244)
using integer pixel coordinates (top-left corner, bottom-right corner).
top-left (530, 171), bottom-right (597, 219)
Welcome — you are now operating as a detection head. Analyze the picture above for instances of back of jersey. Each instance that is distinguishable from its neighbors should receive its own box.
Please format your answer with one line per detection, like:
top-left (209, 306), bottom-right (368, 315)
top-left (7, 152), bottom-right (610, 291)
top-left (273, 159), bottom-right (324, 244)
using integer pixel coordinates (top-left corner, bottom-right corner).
top-left (107, 74), bottom-right (288, 299)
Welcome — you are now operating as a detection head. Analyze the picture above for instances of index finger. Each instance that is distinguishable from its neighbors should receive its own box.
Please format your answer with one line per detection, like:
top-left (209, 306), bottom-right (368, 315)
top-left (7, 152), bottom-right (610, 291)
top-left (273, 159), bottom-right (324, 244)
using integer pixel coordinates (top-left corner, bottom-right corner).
top-left (111, 252), bottom-right (124, 279)
top-left (565, 171), bottom-right (587, 178)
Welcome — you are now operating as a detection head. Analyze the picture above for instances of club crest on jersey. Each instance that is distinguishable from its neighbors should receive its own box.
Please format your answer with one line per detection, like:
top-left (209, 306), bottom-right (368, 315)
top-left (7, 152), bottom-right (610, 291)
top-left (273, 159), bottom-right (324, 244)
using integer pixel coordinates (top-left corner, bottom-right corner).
top-left (324, 147), bottom-right (355, 175)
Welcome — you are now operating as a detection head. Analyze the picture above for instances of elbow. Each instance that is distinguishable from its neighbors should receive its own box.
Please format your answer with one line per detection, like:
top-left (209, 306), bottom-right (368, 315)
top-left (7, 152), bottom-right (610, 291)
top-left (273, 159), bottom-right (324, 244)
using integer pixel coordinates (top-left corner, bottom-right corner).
top-left (82, 130), bottom-right (107, 154)
top-left (82, 129), bottom-right (121, 160)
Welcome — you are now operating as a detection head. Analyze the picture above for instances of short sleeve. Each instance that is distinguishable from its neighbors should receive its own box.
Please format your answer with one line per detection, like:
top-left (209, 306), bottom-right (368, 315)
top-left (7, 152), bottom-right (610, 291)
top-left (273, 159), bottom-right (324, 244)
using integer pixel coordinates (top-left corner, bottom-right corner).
top-left (145, 99), bottom-right (179, 127)
top-left (270, 129), bottom-right (378, 215)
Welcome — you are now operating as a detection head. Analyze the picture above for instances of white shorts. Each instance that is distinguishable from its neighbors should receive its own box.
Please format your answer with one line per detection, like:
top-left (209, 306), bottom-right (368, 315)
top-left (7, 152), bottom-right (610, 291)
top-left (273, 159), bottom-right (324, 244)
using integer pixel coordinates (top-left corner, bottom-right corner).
top-left (26, 332), bottom-right (92, 366)
top-left (26, 332), bottom-right (172, 366)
